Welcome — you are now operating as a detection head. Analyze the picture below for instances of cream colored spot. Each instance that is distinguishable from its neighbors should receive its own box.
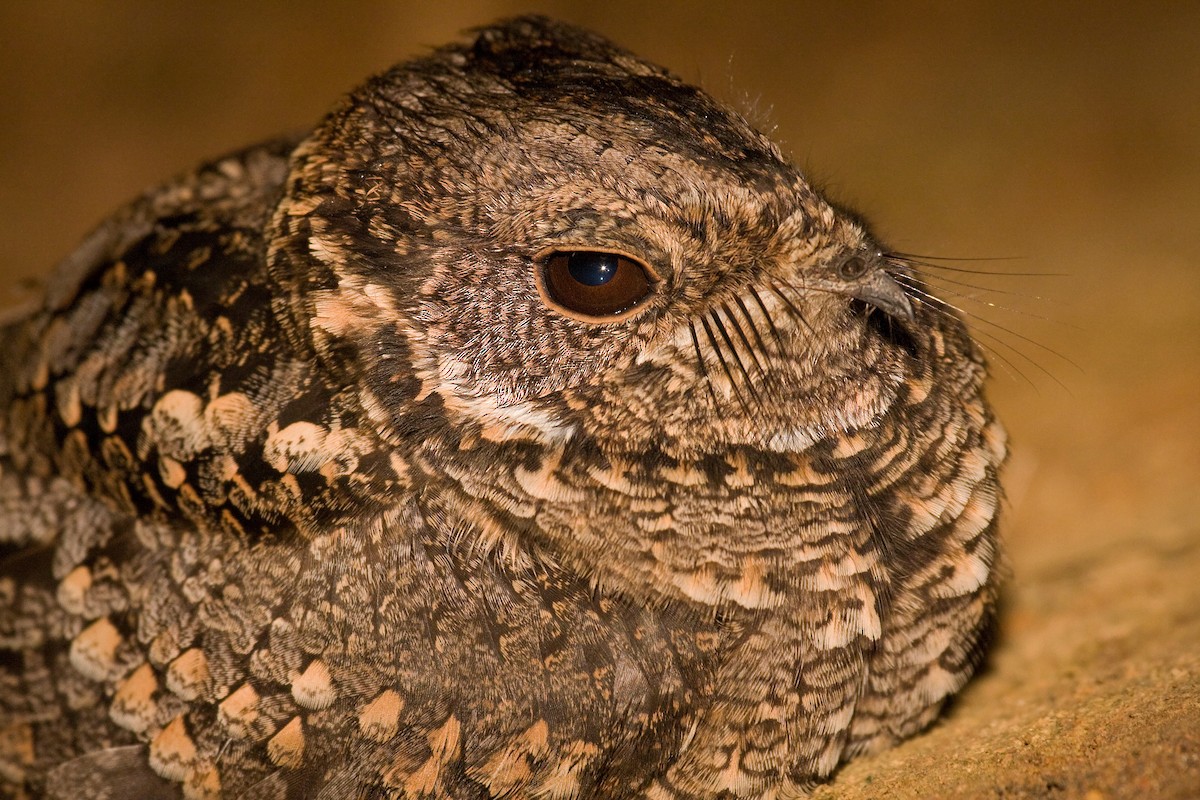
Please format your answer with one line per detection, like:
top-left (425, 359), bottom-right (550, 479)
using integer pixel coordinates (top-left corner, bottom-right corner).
top-left (930, 546), bottom-right (994, 599)
top-left (442, 389), bottom-right (577, 446)
top-left (427, 714), bottom-right (461, 762)
top-left (403, 758), bottom-right (441, 794)
top-left (984, 417), bottom-right (1008, 460)
top-left (291, 659), bottom-right (336, 710)
top-left (521, 720), bottom-right (549, 752)
top-left (403, 715), bottom-right (462, 797)
top-left (283, 193), bottom-right (321, 216)
top-left (317, 427), bottom-right (373, 481)
top-left (229, 472), bottom-right (259, 505)
top-left (533, 739), bottom-right (599, 800)
top-left (474, 747), bottom-right (532, 795)
top-left (905, 373), bottom-right (934, 404)
top-left (714, 743), bottom-right (746, 795)
top-left (832, 431), bottom-right (872, 458)
top-left (158, 456), bottom-right (187, 489)
top-left (587, 460), bottom-right (656, 497)
top-left (263, 421), bottom-right (328, 473)
top-left (953, 482), bottom-right (1000, 543)
top-left (907, 450), bottom-right (989, 537)
top-left (663, 562), bottom-right (717, 606)
top-left (278, 473), bottom-right (303, 502)
top-left (140, 473), bottom-right (172, 510)
top-left (308, 233), bottom-right (348, 266)
top-left (268, 717), bottom-right (305, 769)
top-left (183, 762), bottom-right (221, 800)
top-left (644, 781), bottom-right (676, 800)
top-left (665, 562), bottom-right (783, 610)
top-left (726, 558), bottom-right (784, 610)
top-left (0, 722), bottom-right (34, 784)
top-left (69, 617), bottom-right (122, 681)
top-left (636, 512), bottom-right (675, 533)
top-left (148, 390), bottom-right (209, 459)
top-left (55, 379), bottom-right (82, 427)
top-left (810, 577), bottom-right (882, 647)
top-left (110, 662), bottom-right (159, 734)
top-left (513, 450), bottom-right (585, 504)
top-left (166, 648), bottom-right (211, 701)
top-left (388, 452), bottom-right (411, 484)
top-left (470, 719), bottom-right (550, 795)
top-left (358, 689), bottom-right (404, 742)
top-left (766, 426), bottom-right (820, 453)
top-left (776, 455), bottom-right (839, 488)
top-left (311, 289), bottom-right (375, 338)
top-left (204, 392), bottom-right (255, 447)
top-left (149, 715), bottom-right (197, 782)
top-left (655, 461), bottom-right (705, 488)
top-left (56, 566), bottom-right (92, 615)
top-left (97, 404), bottom-right (119, 434)
top-left (213, 315), bottom-right (234, 337)
top-left (217, 683), bottom-right (260, 739)
top-left (723, 451), bottom-right (756, 489)
top-left (29, 360), bottom-right (49, 392)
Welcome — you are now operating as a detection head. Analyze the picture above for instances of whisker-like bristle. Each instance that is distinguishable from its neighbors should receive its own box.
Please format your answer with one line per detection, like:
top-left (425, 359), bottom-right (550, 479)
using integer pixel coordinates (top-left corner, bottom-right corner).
top-left (932, 304), bottom-right (1034, 386)
top-left (731, 294), bottom-right (772, 361)
top-left (768, 282), bottom-right (815, 337)
top-left (689, 320), bottom-right (720, 406)
top-left (895, 284), bottom-right (1036, 388)
top-left (720, 301), bottom-right (766, 374)
top-left (902, 280), bottom-right (1071, 393)
top-left (710, 305), bottom-right (762, 405)
top-left (896, 272), bottom-right (1070, 328)
top-left (897, 275), bottom-right (1081, 373)
top-left (898, 265), bottom-right (1057, 303)
top-left (890, 250), bottom-right (1024, 262)
top-left (886, 252), bottom-right (1067, 278)
top-left (700, 312), bottom-right (750, 412)
top-left (747, 285), bottom-right (785, 348)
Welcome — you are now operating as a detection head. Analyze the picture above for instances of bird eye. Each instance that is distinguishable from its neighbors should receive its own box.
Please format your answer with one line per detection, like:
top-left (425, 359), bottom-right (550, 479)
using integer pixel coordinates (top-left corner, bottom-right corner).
top-left (541, 250), bottom-right (654, 320)
top-left (836, 254), bottom-right (870, 281)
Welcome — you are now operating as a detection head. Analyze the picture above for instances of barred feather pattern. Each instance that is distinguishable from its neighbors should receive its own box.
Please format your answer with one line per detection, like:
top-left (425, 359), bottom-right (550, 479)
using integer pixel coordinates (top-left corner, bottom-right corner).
top-left (0, 16), bottom-right (1004, 800)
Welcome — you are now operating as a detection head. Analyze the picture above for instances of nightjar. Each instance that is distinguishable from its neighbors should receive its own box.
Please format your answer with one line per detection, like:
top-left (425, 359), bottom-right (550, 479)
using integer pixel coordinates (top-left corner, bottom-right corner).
top-left (0, 16), bottom-right (1006, 800)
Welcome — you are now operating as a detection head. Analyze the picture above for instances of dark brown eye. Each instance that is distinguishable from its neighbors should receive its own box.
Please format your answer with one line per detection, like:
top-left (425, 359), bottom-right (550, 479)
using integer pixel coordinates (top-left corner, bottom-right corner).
top-left (542, 251), bottom-right (653, 319)
top-left (837, 255), bottom-right (869, 281)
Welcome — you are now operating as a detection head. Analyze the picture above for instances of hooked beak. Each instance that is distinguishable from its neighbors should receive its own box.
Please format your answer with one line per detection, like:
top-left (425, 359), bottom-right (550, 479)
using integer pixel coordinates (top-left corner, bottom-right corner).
top-left (848, 270), bottom-right (915, 323)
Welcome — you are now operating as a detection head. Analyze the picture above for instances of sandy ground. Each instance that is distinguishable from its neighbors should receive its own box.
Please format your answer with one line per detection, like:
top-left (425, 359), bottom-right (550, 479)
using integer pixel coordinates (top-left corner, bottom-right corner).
top-left (1, 3), bottom-right (1197, 798)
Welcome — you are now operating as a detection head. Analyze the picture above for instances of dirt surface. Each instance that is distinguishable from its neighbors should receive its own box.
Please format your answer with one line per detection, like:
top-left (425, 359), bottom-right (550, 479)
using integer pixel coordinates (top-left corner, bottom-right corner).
top-left (1, 3), bottom-right (1197, 798)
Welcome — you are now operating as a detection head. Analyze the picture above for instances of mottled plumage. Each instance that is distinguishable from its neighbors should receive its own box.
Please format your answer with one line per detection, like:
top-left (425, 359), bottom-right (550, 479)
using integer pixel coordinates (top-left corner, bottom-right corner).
top-left (0, 17), bottom-right (1005, 800)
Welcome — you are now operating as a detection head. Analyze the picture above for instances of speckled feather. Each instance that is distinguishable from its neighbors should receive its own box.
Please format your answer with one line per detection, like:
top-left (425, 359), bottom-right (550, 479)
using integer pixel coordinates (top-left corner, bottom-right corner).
top-left (0, 17), bottom-right (1005, 800)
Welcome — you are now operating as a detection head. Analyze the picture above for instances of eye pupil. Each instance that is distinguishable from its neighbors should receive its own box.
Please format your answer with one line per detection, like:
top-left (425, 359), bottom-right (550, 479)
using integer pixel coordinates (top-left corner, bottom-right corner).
top-left (567, 252), bottom-right (619, 286)
top-left (542, 250), bottom-right (654, 320)
top-left (838, 256), bottom-right (868, 280)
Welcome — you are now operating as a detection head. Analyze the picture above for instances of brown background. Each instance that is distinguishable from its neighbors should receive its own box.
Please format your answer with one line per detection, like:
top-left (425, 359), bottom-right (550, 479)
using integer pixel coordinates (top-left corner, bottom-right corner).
top-left (1, 2), bottom-right (1197, 797)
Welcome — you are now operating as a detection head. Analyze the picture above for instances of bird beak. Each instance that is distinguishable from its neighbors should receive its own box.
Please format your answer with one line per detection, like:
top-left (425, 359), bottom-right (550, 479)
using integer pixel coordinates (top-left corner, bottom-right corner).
top-left (849, 271), bottom-right (915, 323)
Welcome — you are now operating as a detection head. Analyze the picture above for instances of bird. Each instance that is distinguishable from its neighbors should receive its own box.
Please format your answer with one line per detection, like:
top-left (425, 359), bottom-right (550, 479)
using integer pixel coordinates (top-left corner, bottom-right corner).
top-left (0, 15), bottom-right (1006, 800)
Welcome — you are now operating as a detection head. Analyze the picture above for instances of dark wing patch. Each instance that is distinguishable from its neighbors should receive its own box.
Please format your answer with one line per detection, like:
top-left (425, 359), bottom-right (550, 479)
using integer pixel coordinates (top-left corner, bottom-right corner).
top-left (45, 745), bottom-right (180, 800)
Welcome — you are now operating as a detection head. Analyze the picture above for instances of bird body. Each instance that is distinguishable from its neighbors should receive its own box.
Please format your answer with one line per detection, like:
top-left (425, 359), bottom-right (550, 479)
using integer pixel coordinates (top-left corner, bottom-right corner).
top-left (0, 17), bottom-right (1005, 799)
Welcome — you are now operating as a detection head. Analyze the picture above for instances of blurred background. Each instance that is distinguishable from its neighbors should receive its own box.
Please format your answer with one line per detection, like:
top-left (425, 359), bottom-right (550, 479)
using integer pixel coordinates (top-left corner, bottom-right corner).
top-left (1, 2), bottom-right (1196, 796)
